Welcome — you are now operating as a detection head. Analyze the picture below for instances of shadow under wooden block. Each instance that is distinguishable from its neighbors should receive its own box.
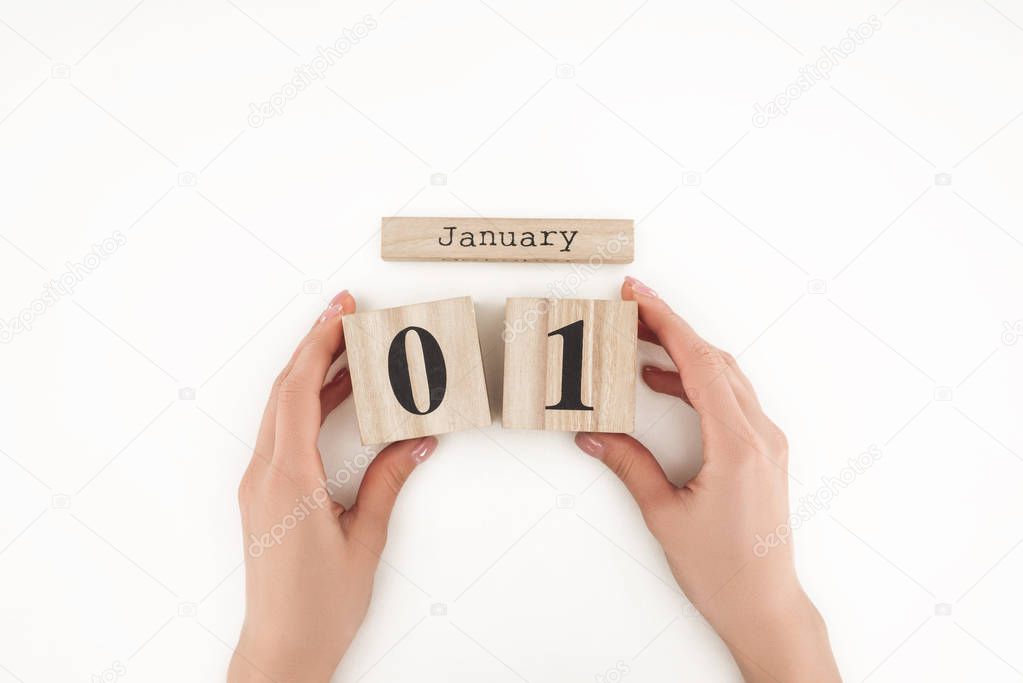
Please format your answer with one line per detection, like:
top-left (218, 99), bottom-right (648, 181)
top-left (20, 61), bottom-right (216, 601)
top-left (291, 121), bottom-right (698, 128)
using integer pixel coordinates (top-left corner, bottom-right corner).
top-left (502, 297), bottom-right (638, 432)
top-left (342, 296), bottom-right (491, 444)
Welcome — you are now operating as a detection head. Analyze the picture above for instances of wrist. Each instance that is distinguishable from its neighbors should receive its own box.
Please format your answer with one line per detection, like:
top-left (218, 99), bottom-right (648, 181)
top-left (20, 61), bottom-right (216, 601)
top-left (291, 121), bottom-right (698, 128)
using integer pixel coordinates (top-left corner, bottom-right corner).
top-left (721, 593), bottom-right (839, 683)
top-left (228, 629), bottom-right (338, 683)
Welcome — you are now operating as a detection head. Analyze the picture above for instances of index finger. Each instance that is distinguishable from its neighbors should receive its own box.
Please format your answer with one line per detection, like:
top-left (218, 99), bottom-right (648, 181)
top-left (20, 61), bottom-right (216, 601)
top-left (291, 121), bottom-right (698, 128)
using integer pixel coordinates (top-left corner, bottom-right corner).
top-left (622, 277), bottom-right (743, 422)
top-left (274, 290), bottom-right (357, 473)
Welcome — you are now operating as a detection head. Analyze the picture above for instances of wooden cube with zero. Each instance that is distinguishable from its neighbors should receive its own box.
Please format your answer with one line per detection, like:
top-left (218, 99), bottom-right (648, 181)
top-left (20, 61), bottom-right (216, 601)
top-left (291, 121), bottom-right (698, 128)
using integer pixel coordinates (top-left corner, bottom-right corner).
top-left (502, 297), bottom-right (638, 432)
top-left (342, 296), bottom-right (491, 444)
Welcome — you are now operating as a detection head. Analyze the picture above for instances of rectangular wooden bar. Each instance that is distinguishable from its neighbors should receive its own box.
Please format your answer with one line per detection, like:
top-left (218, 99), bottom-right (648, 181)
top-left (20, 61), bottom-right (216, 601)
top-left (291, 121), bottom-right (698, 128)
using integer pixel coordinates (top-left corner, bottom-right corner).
top-left (381, 216), bottom-right (634, 263)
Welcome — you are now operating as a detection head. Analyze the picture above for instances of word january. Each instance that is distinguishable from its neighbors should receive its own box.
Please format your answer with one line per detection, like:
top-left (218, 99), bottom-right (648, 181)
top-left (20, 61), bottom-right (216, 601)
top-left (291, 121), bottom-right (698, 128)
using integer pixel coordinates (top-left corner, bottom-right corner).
top-left (380, 216), bottom-right (634, 263)
top-left (438, 226), bottom-right (578, 252)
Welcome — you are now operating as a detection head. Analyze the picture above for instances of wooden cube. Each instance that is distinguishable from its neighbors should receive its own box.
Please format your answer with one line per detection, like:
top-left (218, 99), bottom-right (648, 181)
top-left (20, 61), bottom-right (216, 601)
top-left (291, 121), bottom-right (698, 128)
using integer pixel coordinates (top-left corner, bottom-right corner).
top-left (342, 296), bottom-right (491, 444)
top-left (502, 297), bottom-right (638, 432)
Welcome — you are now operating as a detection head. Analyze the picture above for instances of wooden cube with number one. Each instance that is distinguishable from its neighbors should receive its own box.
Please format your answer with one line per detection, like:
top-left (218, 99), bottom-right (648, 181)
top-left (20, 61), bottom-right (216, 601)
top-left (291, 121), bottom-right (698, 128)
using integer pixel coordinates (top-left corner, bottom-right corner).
top-left (342, 297), bottom-right (491, 445)
top-left (502, 297), bottom-right (638, 432)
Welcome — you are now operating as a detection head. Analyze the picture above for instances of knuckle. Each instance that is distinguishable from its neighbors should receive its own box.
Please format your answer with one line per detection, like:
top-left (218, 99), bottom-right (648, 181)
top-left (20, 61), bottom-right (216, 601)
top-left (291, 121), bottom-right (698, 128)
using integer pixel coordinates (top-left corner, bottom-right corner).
top-left (383, 464), bottom-right (410, 495)
top-left (769, 423), bottom-right (789, 456)
top-left (279, 373), bottom-right (304, 394)
top-left (731, 421), bottom-right (766, 455)
top-left (608, 451), bottom-right (634, 483)
top-left (690, 339), bottom-right (726, 371)
top-left (265, 462), bottom-right (302, 491)
top-left (270, 368), bottom-right (290, 397)
top-left (749, 434), bottom-right (771, 456)
top-left (237, 468), bottom-right (259, 506)
top-left (276, 376), bottom-right (309, 405)
top-left (236, 478), bottom-right (250, 506)
top-left (704, 412), bottom-right (750, 444)
top-left (302, 330), bottom-right (327, 351)
top-left (276, 389), bottom-right (301, 407)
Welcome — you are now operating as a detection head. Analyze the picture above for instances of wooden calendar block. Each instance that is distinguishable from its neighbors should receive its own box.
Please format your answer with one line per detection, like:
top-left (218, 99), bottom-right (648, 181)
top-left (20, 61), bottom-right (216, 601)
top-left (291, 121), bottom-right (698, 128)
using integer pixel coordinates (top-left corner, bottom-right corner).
top-left (342, 296), bottom-right (491, 444)
top-left (502, 298), bottom-right (638, 432)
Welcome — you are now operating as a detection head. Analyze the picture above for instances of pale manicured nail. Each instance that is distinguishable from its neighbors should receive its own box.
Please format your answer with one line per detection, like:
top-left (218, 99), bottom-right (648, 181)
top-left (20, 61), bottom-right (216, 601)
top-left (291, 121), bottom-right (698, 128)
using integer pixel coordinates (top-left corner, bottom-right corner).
top-left (626, 276), bottom-right (658, 298)
top-left (318, 303), bottom-right (342, 323)
top-left (329, 289), bottom-right (350, 307)
top-left (575, 432), bottom-right (605, 459)
top-left (410, 437), bottom-right (437, 464)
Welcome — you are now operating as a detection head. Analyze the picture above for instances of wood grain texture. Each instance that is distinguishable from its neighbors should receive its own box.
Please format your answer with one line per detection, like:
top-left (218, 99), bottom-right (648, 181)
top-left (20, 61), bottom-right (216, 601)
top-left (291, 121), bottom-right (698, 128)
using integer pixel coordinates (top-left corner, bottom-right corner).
top-left (342, 296), bottom-right (491, 445)
top-left (381, 216), bottom-right (634, 263)
top-left (502, 297), bottom-right (638, 432)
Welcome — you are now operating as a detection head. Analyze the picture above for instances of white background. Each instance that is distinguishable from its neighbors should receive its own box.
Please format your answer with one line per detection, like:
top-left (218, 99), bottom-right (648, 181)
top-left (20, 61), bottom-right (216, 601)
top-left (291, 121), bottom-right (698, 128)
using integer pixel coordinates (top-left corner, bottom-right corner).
top-left (1, 0), bottom-right (1022, 681)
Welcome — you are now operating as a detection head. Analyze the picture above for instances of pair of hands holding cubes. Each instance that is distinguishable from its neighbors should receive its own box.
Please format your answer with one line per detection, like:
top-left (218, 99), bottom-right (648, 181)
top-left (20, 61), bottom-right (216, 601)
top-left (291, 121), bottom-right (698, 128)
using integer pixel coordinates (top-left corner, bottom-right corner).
top-left (229, 277), bottom-right (842, 683)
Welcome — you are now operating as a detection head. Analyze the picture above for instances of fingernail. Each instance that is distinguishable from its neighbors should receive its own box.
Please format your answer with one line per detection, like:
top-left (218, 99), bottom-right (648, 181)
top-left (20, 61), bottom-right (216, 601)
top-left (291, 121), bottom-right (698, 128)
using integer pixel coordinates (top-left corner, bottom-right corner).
top-left (329, 289), bottom-right (350, 307)
top-left (575, 432), bottom-right (605, 459)
top-left (317, 291), bottom-right (350, 322)
top-left (410, 437), bottom-right (437, 464)
top-left (318, 303), bottom-right (342, 323)
top-left (626, 276), bottom-right (658, 298)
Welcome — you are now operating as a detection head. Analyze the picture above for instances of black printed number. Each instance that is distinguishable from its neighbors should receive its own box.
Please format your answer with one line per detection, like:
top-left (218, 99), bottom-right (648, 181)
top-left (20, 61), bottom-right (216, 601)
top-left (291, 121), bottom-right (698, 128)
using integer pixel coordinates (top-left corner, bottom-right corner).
top-left (545, 320), bottom-right (594, 412)
top-left (387, 326), bottom-right (447, 415)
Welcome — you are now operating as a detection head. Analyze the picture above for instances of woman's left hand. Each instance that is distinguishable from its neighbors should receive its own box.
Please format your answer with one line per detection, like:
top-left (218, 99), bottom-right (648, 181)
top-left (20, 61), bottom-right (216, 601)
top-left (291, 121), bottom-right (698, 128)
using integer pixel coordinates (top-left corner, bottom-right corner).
top-left (229, 290), bottom-right (437, 683)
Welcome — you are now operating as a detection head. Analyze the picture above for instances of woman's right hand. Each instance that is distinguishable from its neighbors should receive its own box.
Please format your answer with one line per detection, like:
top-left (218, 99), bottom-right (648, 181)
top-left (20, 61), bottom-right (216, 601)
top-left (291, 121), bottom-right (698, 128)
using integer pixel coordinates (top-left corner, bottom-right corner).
top-left (574, 277), bottom-right (841, 683)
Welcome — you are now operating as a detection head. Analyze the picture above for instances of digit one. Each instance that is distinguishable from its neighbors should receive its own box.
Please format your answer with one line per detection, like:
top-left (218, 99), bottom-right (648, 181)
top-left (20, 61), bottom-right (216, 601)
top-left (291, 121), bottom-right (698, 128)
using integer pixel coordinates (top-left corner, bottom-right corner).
top-left (546, 320), bottom-right (594, 411)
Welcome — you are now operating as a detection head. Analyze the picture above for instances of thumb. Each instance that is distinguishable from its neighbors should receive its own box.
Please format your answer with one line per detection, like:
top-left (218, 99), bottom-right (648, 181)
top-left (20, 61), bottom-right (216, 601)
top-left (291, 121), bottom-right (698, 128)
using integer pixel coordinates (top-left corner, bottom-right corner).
top-left (347, 436), bottom-right (437, 546)
top-left (575, 432), bottom-right (677, 515)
